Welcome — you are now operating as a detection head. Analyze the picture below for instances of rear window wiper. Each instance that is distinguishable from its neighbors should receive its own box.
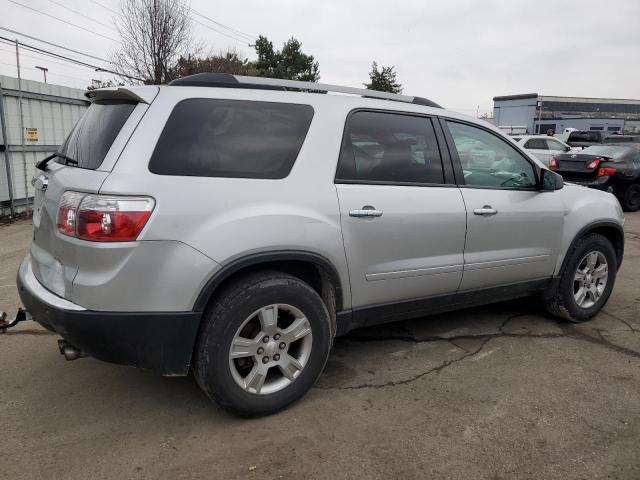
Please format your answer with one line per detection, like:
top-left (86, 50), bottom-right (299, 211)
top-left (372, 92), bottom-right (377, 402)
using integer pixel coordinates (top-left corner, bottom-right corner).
top-left (36, 152), bottom-right (77, 171)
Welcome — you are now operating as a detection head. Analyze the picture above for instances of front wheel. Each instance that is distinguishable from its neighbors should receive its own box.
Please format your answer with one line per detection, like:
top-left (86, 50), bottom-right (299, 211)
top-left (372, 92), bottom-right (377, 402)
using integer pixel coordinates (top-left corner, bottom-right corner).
top-left (194, 271), bottom-right (332, 416)
top-left (545, 233), bottom-right (617, 322)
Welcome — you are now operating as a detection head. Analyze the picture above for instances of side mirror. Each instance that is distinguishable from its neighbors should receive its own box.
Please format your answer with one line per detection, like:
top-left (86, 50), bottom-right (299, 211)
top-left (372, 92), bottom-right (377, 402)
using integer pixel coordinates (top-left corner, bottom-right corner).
top-left (540, 169), bottom-right (564, 191)
top-left (565, 145), bottom-right (571, 152)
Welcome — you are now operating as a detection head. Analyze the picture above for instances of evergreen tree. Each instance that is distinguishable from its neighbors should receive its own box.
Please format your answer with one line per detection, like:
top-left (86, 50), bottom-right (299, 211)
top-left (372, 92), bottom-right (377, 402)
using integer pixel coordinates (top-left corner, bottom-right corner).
top-left (364, 61), bottom-right (402, 93)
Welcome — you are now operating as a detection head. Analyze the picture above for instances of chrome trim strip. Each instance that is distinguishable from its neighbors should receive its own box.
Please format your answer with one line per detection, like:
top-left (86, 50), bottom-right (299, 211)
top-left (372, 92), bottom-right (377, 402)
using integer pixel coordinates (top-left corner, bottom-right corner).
top-left (464, 254), bottom-right (550, 271)
top-left (366, 264), bottom-right (463, 281)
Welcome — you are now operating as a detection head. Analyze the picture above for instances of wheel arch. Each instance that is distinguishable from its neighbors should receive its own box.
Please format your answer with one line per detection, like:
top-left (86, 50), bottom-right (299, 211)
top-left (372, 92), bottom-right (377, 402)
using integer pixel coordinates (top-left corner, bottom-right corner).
top-left (193, 250), bottom-right (345, 315)
top-left (562, 221), bottom-right (624, 273)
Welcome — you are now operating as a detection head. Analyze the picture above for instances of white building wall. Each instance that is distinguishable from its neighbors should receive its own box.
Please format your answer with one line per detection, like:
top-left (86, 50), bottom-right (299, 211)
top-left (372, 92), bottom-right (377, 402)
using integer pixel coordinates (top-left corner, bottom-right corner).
top-left (493, 97), bottom-right (538, 133)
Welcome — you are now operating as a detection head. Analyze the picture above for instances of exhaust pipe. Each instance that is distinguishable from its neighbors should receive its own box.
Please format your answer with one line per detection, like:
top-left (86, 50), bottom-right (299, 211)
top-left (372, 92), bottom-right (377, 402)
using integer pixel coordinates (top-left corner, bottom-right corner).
top-left (57, 339), bottom-right (85, 361)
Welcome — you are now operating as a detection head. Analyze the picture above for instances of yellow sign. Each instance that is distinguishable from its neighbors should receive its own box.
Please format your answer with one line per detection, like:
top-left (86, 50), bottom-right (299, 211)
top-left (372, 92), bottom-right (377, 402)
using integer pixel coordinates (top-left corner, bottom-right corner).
top-left (25, 127), bottom-right (38, 142)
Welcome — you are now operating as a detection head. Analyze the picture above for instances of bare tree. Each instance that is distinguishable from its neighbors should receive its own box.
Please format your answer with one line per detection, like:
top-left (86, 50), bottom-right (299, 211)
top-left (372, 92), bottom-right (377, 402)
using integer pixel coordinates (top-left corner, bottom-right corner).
top-left (113, 0), bottom-right (194, 84)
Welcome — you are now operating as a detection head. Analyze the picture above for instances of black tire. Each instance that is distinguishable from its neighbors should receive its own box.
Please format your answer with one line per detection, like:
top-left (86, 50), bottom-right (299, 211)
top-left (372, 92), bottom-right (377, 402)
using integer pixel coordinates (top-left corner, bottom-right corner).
top-left (193, 271), bottom-right (332, 417)
top-left (620, 183), bottom-right (640, 212)
top-left (545, 233), bottom-right (617, 322)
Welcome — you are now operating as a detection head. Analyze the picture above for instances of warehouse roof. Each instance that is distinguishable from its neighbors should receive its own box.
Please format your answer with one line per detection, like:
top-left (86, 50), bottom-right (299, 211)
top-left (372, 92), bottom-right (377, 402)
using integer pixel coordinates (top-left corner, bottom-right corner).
top-left (494, 93), bottom-right (640, 105)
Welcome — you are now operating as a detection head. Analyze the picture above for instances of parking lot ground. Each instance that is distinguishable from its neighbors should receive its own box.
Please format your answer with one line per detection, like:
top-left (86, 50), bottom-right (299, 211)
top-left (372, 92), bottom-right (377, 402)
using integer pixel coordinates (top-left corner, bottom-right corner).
top-left (1, 214), bottom-right (640, 480)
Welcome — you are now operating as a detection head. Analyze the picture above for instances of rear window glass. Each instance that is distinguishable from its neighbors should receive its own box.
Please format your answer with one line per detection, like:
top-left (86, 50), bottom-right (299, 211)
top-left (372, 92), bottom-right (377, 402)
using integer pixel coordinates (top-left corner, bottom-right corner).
top-left (57, 100), bottom-right (136, 170)
top-left (335, 111), bottom-right (444, 184)
top-left (524, 138), bottom-right (548, 149)
top-left (149, 99), bottom-right (314, 179)
top-left (580, 145), bottom-right (631, 160)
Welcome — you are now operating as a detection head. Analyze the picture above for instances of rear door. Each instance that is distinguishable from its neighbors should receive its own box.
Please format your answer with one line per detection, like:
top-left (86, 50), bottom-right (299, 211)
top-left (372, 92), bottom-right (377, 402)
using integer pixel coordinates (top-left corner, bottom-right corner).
top-left (335, 110), bottom-right (466, 312)
top-left (523, 137), bottom-right (551, 165)
top-left (30, 99), bottom-right (144, 299)
top-left (442, 120), bottom-right (564, 291)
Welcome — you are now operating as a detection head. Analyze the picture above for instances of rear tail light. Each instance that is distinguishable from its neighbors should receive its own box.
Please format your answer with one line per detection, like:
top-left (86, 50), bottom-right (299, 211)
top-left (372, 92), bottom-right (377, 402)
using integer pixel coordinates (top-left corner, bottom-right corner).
top-left (586, 159), bottom-right (601, 169)
top-left (57, 192), bottom-right (155, 242)
top-left (57, 191), bottom-right (85, 236)
top-left (549, 157), bottom-right (558, 169)
top-left (598, 167), bottom-right (617, 177)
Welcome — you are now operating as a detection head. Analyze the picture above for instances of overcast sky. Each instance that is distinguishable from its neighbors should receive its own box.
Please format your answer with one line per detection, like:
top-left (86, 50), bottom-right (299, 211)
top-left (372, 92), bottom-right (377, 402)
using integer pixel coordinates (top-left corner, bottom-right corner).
top-left (1, 0), bottom-right (639, 116)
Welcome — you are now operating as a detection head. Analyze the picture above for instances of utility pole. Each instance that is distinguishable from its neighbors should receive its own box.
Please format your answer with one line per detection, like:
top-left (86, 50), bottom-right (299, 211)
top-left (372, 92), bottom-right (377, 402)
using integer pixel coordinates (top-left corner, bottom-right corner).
top-left (0, 81), bottom-right (16, 216)
top-left (35, 66), bottom-right (48, 83)
top-left (15, 39), bottom-right (29, 214)
top-left (536, 99), bottom-right (543, 134)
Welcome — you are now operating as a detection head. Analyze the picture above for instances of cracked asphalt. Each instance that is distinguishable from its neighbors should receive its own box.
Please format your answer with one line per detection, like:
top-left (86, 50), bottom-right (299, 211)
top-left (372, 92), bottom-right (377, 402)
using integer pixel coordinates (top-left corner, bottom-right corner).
top-left (1, 214), bottom-right (640, 480)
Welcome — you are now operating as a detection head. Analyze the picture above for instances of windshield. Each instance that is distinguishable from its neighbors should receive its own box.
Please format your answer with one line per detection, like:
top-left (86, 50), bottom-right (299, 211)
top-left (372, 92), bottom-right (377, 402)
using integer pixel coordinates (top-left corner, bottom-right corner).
top-left (580, 145), bottom-right (630, 160)
top-left (57, 100), bottom-right (136, 170)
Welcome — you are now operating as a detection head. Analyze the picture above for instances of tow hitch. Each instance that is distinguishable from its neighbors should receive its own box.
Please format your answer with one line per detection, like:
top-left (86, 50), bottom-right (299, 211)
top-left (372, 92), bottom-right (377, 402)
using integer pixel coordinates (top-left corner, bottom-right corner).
top-left (0, 308), bottom-right (32, 333)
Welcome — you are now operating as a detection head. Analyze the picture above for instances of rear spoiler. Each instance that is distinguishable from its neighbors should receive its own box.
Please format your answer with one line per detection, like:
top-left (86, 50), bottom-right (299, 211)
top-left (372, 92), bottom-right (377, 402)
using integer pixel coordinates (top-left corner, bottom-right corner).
top-left (85, 86), bottom-right (159, 104)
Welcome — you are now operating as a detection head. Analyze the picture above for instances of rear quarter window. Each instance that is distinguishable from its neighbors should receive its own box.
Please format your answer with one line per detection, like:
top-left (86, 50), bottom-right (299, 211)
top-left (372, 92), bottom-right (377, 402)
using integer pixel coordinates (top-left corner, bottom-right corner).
top-left (149, 99), bottom-right (314, 179)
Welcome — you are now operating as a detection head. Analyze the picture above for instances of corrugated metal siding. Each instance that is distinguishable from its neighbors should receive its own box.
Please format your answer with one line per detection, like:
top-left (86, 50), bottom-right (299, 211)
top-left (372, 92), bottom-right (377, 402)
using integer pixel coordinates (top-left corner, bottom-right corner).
top-left (0, 75), bottom-right (88, 210)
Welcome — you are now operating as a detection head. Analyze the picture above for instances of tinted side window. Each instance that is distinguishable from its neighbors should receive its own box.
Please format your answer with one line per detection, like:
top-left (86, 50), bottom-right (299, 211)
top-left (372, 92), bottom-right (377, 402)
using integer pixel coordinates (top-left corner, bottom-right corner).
top-left (336, 111), bottom-right (444, 184)
top-left (58, 100), bottom-right (136, 170)
top-left (447, 121), bottom-right (536, 189)
top-left (524, 138), bottom-right (548, 150)
top-left (546, 138), bottom-right (566, 150)
top-left (149, 99), bottom-right (314, 179)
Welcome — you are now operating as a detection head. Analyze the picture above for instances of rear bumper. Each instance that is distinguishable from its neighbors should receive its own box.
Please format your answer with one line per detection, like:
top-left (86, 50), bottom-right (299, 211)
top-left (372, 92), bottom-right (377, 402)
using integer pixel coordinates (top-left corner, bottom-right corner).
top-left (17, 256), bottom-right (202, 376)
top-left (563, 176), bottom-right (611, 190)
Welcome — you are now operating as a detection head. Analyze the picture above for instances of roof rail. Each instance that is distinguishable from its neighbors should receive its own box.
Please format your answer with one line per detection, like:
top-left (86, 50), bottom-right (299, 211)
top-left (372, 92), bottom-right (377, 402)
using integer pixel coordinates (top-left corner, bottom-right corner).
top-left (168, 73), bottom-right (442, 108)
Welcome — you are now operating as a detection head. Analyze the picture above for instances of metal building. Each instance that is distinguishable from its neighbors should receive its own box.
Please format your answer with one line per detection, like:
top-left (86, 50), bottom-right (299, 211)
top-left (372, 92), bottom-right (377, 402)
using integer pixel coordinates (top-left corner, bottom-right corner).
top-left (0, 74), bottom-right (88, 215)
top-left (492, 93), bottom-right (640, 135)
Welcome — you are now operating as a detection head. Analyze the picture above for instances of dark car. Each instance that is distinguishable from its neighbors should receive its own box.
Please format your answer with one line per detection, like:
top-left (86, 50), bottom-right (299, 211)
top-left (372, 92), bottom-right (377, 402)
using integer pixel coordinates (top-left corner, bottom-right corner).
top-left (565, 131), bottom-right (639, 149)
top-left (550, 143), bottom-right (640, 211)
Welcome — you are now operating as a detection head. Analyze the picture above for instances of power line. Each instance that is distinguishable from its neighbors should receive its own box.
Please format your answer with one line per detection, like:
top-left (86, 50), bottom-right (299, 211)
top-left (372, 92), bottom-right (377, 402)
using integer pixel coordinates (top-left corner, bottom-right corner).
top-left (0, 27), bottom-right (110, 62)
top-left (191, 16), bottom-right (252, 45)
top-left (89, 0), bottom-right (254, 46)
top-left (0, 34), bottom-right (144, 81)
top-left (191, 9), bottom-right (255, 41)
top-left (7, 0), bottom-right (119, 43)
top-left (44, 0), bottom-right (118, 32)
top-left (89, 0), bottom-right (118, 15)
top-left (0, 44), bottom-right (101, 74)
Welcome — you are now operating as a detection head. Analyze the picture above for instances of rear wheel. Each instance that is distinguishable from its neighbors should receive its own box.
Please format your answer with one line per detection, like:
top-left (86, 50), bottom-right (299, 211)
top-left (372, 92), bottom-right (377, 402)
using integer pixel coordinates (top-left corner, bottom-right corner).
top-left (545, 233), bottom-right (617, 322)
top-left (194, 271), bottom-right (332, 416)
top-left (620, 183), bottom-right (640, 212)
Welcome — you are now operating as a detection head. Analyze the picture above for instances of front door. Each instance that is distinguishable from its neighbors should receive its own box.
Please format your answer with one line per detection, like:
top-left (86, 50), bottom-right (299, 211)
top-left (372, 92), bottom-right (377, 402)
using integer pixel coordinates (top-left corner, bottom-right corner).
top-left (335, 110), bottom-right (467, 310)
top-left (443, 120), bottom-right (565, 291)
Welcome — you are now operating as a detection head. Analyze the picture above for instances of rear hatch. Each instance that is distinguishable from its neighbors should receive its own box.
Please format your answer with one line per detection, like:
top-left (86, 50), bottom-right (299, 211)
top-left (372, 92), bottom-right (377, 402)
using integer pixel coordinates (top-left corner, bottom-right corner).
top-left (30, 90), bottom-right (153, 299)
top-left (552, 153), bottom-right (607, 181)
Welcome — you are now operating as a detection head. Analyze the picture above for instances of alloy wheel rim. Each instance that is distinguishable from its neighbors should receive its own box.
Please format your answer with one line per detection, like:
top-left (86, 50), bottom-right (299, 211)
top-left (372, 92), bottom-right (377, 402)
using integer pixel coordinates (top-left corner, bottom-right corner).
top-left (573, 251), bottom-right (608, 309)
top-left (228, 304), bottom-right (313, 395)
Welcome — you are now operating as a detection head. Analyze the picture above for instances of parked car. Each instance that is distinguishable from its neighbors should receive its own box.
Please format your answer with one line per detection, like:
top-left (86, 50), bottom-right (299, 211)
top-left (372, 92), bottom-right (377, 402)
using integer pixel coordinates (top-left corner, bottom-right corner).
top-left (511, 135), bottom-right (574, 165)
top-left (550, 144), bottom-right (640, 211)
top-left (560, 130), bottom-right (639, 149)
top-left (17, 73), bottom-right (624, 416)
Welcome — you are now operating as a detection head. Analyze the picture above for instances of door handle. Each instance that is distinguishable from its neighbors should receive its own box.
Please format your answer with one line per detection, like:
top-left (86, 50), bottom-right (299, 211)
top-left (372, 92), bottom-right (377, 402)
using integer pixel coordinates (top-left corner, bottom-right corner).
top-left (473, 205), bottom-right (498, 216)
top-left (349, 206), bottom-right (383, 218)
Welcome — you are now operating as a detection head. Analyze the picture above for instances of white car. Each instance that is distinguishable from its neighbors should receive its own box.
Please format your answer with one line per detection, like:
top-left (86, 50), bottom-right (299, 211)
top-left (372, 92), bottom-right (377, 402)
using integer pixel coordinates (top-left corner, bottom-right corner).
top-left (511, 135), bottom-right (574, 166)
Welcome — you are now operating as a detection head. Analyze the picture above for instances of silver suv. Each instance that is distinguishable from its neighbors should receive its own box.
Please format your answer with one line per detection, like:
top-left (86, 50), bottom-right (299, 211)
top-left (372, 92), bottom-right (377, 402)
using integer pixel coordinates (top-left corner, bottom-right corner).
top-left (17, 74), bottom-right (624, 416)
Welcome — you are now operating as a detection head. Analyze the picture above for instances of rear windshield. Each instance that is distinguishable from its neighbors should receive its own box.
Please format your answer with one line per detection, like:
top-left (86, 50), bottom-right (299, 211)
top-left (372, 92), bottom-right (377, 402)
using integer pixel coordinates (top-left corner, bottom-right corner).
top-left (57, 100), bottom-right (136, 170)
top-left (580, 145), bottom-right (631, 160)
top-left (148, 99), bottom-right (314, 179)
